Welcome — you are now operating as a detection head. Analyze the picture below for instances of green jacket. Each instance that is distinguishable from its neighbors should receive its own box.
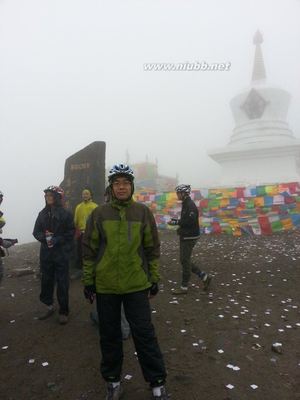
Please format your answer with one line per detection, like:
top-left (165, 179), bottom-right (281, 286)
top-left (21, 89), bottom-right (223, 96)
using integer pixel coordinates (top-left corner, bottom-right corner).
top-left (82, 199), bottom-right (160, 294)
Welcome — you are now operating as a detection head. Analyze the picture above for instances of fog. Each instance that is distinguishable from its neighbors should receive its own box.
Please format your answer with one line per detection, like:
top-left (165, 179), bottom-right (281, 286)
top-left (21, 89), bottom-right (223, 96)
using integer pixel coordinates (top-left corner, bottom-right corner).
top-left (1, 0), bottom-right (300, 243)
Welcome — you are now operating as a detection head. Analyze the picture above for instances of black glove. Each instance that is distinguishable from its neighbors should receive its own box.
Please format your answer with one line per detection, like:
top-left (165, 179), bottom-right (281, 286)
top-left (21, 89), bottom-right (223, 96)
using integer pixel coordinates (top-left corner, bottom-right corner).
top-left (84, 285), bottom-right (96, 304)
top-left (149, 282), bottom-right (159, 297)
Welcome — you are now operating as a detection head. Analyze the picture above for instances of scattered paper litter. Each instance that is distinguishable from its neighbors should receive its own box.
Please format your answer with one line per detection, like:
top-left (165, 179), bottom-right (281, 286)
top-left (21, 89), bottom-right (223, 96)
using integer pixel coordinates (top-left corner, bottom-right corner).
top-left (252, 343), bottom-right (261, 350)
top-left (227, 364), bottom-right (240, 371)
top-left (250, 384), bottom-right (258, 390)
top-left (2, 346), bottom-right (8, 350)
top-left (217, 349), bottom-right (224, 354)
top-left (124, 375), bottom-right (132, 380)
top-left (42, 362), bottom-right (49, 367)
top-left (10, 293), bottom-right (15, 298)
top-left (226, 384), bottom-right (234, 389)
top-left (28, 359), bottom-right (35, 364)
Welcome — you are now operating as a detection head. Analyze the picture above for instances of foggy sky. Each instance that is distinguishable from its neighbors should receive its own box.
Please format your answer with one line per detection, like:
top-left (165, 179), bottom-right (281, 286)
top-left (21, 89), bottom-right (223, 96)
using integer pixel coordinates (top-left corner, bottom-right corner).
top-left (1, 0), bottom-right (300, 243)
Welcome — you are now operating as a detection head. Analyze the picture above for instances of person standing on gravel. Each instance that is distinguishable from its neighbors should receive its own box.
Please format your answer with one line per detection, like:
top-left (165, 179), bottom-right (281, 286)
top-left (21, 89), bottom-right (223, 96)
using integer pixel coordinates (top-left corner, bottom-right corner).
top-left (168, 184), bottom-right (212, 295)
top-left (73, 188), bottom-right (98, 274)
top-left (33, 186), bottom-right (75, 325)
top-left (0, 191), bottom-right (7, 281)
top-left (82, 164), bottom-right (168, 400)
top-left (89, 185), bottom-right (131, 340)
top-left (0, 191), bottom-right (17, 282)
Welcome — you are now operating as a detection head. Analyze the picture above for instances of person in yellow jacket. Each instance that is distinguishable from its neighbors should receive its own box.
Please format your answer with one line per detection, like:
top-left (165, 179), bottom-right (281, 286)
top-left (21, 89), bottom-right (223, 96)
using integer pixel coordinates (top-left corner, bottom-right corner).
top-left (74, 189), bottom-right (98, 271)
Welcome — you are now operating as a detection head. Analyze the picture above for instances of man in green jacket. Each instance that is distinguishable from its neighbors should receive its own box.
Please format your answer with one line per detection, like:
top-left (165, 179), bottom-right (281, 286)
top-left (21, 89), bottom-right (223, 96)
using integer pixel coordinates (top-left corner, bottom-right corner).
top-left (82, 164), bottom-right (168, 400)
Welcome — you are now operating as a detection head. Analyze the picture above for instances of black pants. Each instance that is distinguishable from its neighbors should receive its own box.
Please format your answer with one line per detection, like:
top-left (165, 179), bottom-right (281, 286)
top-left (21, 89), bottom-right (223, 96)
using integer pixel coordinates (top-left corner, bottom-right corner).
top-left (40, 251), bottom-right (69, 315)
top-left (75, 233), bottom-right (83, 269)
top-left (180, 239), bottom-right (204, 287)
top-left (96, 290), bottom-right (167, 386)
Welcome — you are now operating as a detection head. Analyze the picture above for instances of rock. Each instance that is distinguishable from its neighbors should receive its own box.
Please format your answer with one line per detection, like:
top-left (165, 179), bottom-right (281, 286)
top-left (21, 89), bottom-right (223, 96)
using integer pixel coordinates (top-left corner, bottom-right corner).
top-left (47, 382), bottom-right (60, 392)
top-left (272, 343), bottom-right (283, 354)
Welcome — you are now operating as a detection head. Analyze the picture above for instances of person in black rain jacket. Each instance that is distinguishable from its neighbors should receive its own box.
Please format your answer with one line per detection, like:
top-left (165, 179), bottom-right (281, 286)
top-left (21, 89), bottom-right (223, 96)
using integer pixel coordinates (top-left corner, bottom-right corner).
top-left (33, 185), bottom-right (74, 324)
top-left (168, 184), bottom-right (212, 295)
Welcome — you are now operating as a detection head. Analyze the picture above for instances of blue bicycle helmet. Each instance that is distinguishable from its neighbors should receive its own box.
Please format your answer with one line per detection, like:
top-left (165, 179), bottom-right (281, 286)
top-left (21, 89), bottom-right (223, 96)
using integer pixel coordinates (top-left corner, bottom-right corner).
top-left (108, 164), bottom-right (135, 183)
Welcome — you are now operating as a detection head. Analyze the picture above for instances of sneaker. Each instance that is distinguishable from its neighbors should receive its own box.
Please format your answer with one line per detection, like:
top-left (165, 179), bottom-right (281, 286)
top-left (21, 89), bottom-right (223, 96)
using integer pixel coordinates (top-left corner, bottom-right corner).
top-left (152, 385), bottom-right (169, 399)
top-left (105, 383), bottom-right (123, 400)
top-left (58, 314), bottom-right (68, 325)
top-left (38, 306), bottom-right (55, 320)
top-left (203, 274), bottom-right (212, 291)
top-left (173, 286), bottom-right (188, 295)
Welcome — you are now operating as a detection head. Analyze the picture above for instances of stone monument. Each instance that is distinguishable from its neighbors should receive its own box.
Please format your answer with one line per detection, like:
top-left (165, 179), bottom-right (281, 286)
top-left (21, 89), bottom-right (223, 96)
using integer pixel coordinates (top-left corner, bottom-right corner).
top-left (60, 141), bottom-right (106, 211)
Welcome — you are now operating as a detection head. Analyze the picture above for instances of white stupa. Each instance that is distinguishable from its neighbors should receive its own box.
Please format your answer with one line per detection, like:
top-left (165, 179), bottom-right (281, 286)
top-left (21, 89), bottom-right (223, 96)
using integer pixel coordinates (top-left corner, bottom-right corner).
top-left (208, 31), bottom-right (300, 186)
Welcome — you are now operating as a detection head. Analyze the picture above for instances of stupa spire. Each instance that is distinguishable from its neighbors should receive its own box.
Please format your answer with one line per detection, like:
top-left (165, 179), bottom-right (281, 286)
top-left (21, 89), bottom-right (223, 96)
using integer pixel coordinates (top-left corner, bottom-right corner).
top-left (251, 30), bottom-right (266, 83)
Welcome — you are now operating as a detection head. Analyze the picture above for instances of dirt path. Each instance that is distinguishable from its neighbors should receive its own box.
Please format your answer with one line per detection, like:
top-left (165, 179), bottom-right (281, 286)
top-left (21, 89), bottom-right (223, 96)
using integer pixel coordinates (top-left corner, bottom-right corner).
top-left (1, 231), bottom-right (300, 400)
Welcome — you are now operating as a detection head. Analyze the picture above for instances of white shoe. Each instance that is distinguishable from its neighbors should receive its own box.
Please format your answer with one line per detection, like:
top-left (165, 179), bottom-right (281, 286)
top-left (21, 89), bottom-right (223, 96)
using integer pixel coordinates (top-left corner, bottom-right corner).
top-left (105, 382), bottom-right (123, 400)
